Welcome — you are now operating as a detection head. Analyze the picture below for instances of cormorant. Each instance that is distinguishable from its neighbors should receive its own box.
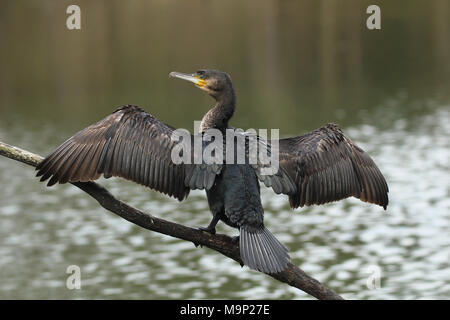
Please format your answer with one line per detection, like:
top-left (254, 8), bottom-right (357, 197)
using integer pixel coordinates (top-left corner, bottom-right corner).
top-left (36, 69), bottom-right (389, 274)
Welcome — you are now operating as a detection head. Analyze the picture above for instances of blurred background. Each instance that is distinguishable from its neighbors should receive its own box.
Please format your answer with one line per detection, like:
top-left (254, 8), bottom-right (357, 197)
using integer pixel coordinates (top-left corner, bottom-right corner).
top-left (0, 0), bottom-right (449, 299)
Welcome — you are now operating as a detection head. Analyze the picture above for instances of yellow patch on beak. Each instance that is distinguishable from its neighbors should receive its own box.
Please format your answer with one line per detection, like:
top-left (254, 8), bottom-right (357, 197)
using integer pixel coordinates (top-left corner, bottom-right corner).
top-left (194, 76), bottom-right (206, 87)
top-left (169, 72), bottom-right (207, 88)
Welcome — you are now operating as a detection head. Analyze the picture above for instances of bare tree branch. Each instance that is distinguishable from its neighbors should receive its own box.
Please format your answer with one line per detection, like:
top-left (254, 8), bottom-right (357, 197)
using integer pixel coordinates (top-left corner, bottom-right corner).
top-left (0, 140), bottom-right (344, 300)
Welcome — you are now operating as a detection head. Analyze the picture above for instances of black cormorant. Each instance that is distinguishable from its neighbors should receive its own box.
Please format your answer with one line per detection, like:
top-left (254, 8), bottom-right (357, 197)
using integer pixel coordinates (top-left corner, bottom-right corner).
top-left (36, 69), bottom-right (389, 274)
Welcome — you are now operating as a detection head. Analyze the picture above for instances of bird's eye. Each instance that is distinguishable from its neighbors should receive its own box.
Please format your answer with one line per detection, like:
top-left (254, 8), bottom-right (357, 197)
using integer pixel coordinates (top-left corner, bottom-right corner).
top-left (196, 70), bottom-right (206, 78)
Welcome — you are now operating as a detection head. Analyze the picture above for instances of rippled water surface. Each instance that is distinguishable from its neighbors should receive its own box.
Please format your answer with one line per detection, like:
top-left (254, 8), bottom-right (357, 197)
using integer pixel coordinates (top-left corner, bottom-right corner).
top-left (0, 0), bottom-right (449, 299)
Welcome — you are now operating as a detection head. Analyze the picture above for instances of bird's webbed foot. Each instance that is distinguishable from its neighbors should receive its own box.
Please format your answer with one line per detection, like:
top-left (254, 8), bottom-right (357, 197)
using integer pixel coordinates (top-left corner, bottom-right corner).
top-left (197, 214), bottom-right (220, 235)
top-left (198, 225), bottom-right (216, 235)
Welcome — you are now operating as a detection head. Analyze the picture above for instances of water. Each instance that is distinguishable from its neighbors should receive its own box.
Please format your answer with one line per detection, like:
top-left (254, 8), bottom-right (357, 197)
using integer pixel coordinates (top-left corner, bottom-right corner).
top-left (0, 0), bottom-right (449, 299)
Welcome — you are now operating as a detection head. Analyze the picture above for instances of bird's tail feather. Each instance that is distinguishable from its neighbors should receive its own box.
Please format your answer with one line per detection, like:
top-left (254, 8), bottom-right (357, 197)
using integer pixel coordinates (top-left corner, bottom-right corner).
top-left (240, 226), bottom-right (290, 274)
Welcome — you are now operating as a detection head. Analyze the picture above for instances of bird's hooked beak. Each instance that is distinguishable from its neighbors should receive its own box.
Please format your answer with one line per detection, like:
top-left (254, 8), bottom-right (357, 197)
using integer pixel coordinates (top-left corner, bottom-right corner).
top-left (169, 71), bottom-right (206, 88)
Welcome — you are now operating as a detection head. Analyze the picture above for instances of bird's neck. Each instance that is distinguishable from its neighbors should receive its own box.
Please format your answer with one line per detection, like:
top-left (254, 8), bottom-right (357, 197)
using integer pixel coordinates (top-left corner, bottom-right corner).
top-left (200, 92), bottom-right (236, 132)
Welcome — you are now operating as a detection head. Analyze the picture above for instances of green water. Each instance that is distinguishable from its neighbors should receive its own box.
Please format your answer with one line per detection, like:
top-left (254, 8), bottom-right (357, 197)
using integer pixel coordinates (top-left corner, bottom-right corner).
top-left (0, 0), bottom-right (449, 299)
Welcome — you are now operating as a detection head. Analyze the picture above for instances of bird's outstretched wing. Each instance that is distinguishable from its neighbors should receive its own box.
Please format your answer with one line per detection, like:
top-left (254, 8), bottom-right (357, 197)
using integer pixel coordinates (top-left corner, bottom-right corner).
top-left (272, 123), bottom-right (389, 209)
top-left (36, 105), bottom-right (220, 201)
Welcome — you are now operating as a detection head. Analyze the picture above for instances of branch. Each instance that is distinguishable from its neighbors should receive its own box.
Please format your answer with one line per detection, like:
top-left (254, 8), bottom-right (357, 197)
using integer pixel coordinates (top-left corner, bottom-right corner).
top-left (0, 140), bottom-right (343, 300)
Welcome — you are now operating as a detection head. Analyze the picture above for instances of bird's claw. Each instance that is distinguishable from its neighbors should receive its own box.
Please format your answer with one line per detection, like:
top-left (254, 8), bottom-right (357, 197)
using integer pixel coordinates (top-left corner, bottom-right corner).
top-left (198, 226), bottom-right (216, 235)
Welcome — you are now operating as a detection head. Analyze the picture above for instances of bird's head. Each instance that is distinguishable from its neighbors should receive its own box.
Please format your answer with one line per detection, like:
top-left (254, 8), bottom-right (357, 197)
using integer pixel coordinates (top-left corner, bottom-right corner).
top-left (169, 69), bottom-right (234, 103)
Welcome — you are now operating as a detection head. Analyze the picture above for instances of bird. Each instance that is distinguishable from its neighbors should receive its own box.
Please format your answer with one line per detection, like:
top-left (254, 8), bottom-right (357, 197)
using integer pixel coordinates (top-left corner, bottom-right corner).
top-left (35, 69), bottom-right (389, 274)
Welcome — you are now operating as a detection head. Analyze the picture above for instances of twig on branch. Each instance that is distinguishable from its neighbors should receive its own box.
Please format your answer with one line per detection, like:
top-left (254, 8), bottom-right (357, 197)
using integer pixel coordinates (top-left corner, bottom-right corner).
top-left (0, 140), bottom-right (344, 300)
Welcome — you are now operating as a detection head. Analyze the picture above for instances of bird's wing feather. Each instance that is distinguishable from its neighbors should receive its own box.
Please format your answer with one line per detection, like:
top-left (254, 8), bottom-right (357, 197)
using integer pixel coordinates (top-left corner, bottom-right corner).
top-left (36, 105), bottom-right (219, 201)
top-left (273, 123), bottom-right (389, 209)
top-left (229, 130), bottom-right (297, 195)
